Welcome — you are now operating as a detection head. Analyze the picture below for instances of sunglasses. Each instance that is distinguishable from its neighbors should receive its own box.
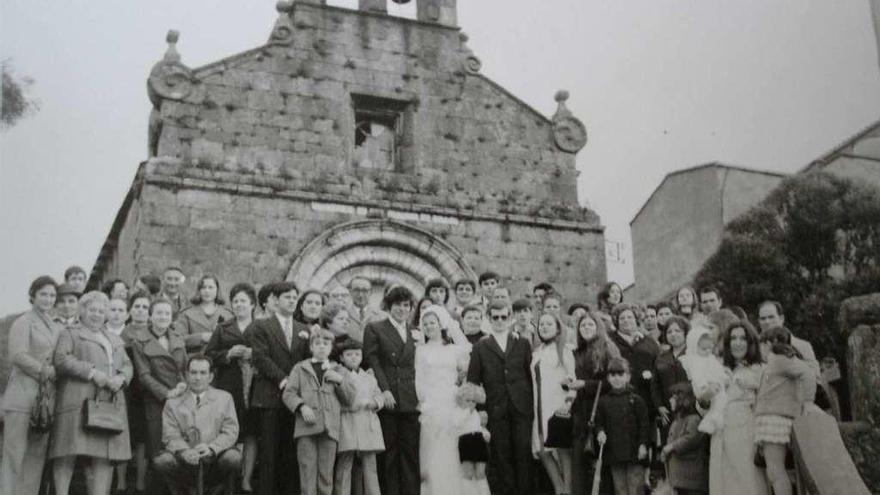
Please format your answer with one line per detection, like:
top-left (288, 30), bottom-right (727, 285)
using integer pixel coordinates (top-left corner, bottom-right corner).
top-left (490, 315), bottom-right (509, 321)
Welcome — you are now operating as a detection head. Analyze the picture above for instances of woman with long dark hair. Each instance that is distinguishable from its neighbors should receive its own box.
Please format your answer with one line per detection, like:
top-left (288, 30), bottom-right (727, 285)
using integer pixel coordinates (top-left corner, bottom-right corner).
top-left (291, 289), bottom-right (325, 333)
top-left (175, 275), bottom-right (233, 353)
top-left (709, 321), bottom-right (768, 495)
top-left (531, 312), bottom-right (576, 495)
top-left (568, 312), bottom-right (620, 495)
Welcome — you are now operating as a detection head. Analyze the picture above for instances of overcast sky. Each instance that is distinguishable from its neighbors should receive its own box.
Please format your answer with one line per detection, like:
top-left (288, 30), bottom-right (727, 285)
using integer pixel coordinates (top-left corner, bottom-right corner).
top-left (2, 0), bottom-right (879, 315)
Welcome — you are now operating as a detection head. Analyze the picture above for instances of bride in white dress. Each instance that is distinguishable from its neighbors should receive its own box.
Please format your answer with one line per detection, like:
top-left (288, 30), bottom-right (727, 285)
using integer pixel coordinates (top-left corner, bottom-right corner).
top-left (415, 304), bottom-right (475, 495)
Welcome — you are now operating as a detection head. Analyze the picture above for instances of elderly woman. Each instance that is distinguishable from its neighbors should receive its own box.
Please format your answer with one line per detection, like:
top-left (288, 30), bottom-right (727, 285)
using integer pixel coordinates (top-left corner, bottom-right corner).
top-left (131, 299), bottom-right (187, 465)
top-left (50, 291), bottom-right (133, 495)
top-left (0, 276), bottom-right (61, 495)
top-left (175, 275), bottom-right (234, 353)
top-left (205, 282), bottom-right (258, 493)
top-left (608, 303), bottom-right (660, 418)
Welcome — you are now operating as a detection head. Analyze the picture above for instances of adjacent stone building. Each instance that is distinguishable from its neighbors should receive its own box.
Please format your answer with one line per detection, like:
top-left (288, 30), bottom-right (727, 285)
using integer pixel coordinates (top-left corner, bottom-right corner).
top-left (629, 162), bottom-right (786, 303)
top-left (87, 0), bottom-right (605, 304)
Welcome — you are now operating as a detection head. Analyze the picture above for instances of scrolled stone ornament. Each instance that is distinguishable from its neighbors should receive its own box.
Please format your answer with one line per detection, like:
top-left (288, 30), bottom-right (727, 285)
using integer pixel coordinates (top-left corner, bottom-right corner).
top-left (551, 90), bottom-right (587, 153)
top-left (459, 32), bottom-right (481, 75)
top-left (147, 30), bottom-right (194, 106)
top-left (269, 0), bottom-right (295, 45)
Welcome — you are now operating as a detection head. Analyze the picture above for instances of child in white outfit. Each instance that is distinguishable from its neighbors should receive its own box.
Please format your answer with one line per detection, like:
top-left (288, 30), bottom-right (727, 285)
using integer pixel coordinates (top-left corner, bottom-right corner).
top-left (455, 383), bottom-right (491, 495)
top-left (679, 323), bottom-right (729, 434)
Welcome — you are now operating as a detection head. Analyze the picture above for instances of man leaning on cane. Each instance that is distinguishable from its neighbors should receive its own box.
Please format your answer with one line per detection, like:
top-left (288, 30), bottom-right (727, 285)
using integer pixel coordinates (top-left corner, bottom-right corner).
top-left (154, 355), bottom-right (241, 495)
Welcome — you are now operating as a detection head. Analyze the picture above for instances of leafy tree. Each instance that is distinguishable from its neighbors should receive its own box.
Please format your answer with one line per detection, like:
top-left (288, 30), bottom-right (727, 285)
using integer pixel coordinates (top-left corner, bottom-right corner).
top-left (695, 172), bottom-right (880, 416)
top-left (1, 59), bottom-right (39, 129)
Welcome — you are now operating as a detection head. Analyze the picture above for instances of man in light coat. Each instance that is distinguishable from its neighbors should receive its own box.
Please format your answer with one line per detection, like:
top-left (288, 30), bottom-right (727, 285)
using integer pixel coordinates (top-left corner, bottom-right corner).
top-left (154, 355), bottom-right (240, 495)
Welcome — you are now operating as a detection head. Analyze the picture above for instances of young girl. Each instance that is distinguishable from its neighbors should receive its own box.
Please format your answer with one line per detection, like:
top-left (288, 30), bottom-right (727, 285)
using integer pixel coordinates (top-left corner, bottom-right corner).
top-left (679, 322), bottom-right (729, 434)
top-left (660, 383), bottom-right (709, 494)
top-left (334, 339), bottom-right (385, 495)
top-left (754, 326), bottom-right (816, 495)
top-left (596, 357), bottom-right (650, 495)
top-left (455, 383), bottom-right (491, 495)
top-left (531, 312), bottom-right (576, 495)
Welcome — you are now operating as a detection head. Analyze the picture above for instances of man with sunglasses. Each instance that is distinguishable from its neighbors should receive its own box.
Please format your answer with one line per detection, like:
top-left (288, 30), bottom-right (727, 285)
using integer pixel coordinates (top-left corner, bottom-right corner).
top-left (467, 301), bottom-right (534, 495)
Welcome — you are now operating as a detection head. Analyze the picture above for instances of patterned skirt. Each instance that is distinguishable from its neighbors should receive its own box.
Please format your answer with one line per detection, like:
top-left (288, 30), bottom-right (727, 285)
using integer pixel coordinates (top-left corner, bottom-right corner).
top-left (754, 414), bottom-right (794, 445)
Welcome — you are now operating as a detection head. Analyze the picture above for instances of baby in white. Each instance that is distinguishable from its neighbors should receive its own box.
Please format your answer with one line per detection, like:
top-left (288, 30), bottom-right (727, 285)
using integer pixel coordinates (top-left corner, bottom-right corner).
top-left (679, 323), bottom-right (729, 434)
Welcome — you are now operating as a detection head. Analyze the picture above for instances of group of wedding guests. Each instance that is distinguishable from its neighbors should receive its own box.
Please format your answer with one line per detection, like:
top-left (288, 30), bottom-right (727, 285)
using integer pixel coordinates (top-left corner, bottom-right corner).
top-left (0, 265), bottom-right (833, 495)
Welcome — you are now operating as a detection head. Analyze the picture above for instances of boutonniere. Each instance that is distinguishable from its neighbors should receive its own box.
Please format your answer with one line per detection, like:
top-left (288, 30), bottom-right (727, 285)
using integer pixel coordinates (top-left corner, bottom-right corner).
top-left (642, 370), bottom-right (653, 381)
top-left (297, 330), bottom-right (310, 340)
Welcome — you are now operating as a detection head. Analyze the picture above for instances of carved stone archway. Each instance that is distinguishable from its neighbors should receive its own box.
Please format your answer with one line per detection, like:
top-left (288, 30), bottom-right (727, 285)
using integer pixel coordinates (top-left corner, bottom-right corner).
top-left (287, 219), bottom-right (477, 300)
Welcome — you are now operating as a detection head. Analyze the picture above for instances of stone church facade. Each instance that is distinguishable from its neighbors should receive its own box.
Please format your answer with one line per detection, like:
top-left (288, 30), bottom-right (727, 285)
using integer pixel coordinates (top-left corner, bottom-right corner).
top-left (88, 0), bottom-right (606, 303)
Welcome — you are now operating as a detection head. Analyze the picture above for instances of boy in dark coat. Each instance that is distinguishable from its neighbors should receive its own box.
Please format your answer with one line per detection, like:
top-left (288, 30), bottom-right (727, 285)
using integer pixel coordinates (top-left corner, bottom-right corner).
top-left (660, 383), bottom-right (709, 494)
top-left (596, 357), bottom-right (650, 495)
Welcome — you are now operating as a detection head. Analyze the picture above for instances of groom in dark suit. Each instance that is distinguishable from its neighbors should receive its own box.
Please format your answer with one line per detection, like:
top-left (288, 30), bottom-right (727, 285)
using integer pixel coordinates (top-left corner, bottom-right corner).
top-left (467, 301), bottom-right (534, 495)
top-left (249, 281), bottom-right (310, 495)
top-left (363, 286), bottom-right (419, 495)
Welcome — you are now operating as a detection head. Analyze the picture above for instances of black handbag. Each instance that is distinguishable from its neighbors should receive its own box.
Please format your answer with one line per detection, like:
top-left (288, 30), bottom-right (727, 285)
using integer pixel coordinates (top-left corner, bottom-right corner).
top-left (82, 390), bottom-right (125, 435)
top-left (30, 379), bottom-right (55, 432)
top-left (583, 381), bottom-right (602, 457)
top-left (545, 409), bottom-right (574, 449)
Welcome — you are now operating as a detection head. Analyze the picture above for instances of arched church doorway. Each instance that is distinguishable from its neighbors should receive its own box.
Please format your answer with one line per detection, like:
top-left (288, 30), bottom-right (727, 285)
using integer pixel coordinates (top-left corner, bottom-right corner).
top-left (287, 219), bottom-right (477, 306)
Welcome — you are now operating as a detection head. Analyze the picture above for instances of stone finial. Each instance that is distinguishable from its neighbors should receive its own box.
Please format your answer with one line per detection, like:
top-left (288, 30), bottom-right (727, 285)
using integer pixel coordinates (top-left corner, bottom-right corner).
top-left (458, 32), bottom-right (482, 75)
top-left (551, 90), bottom-right (587, 153)
top-left (269, 0), bottom-right (296, 45)
top-left (163, 30), bottom-right (182, 63)
top-left (276, 0), bottom-right (293, 12)
top-left (417, 0), bottom-right (457, 27)
top-left (147, 29), bottom-right (194, 108)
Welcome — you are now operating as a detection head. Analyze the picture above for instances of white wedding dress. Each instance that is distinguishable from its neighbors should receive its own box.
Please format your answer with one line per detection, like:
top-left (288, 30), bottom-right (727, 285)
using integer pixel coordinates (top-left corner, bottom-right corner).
top-left (416, 324), bottom-right (474, 495)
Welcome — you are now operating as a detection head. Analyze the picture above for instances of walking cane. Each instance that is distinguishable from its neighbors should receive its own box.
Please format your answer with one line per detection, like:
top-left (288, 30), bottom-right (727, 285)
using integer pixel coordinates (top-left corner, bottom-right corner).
top-left (591, 442), bottom-right (605, 495)
top-left (197, 459), bottom-right (204, 495)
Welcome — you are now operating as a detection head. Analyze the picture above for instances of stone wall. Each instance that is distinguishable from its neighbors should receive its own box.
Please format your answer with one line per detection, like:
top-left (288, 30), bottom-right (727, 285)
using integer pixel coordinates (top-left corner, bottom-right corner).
top-left (116, 160), bottom-right (606, 302)
top-left (149, 3), bottom-right (592, 223)
top-left (840, 293), bottom-right (880, 493)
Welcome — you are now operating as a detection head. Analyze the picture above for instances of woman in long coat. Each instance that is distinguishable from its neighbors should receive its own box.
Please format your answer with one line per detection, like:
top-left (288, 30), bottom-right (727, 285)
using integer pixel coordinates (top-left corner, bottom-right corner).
top-left (204, 282), bottom-right (258, 492)
top-left (569, 312), bottom-right (620, 495)
top-left (50, 291), bottom-right (133, 495)
top-left (709, 321), bottom-right (769, 495)
top-left (120, 291), bottom-right (152, 494)
top-left (0, 276), bottom-right (61, 495)
top-left (174, 275), bottom-right (233, 353)
top-left (130, 298), bottom-right (187, 461)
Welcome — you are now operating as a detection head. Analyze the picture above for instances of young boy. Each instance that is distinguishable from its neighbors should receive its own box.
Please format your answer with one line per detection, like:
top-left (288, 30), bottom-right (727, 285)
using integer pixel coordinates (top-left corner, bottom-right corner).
top-left (477, 271), bottom-right (500, 308)
top-left (282, 329), bottom-right (356, 495)
top-left (53, 283), bottom-right (81, 329)
top-left (334, 339), bottom-right (385, 495)
top-left (596, 357), bottom-right (650, 495)
top-left (511, 298), bottom-right (537, 348)
top-left (660, 383), bottom-right (709, 494)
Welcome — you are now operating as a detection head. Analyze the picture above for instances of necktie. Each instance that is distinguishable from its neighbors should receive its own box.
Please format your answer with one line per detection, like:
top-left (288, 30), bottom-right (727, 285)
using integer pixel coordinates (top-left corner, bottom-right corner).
top-left (283, 318), bottom-right (293, 347)
top-left (196, 395), bottom-right (201, 407)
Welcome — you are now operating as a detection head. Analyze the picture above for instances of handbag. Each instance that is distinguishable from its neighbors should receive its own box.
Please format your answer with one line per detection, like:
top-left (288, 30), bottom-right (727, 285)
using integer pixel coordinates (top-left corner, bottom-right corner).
top-left (30, 379), bottom-right (55, 432)
top-left (545, 407), bottom-right (574, 448)
top-left (82, 390), bottom-right (125, 435)
top-left (583, 381), bottom-right (603, 457)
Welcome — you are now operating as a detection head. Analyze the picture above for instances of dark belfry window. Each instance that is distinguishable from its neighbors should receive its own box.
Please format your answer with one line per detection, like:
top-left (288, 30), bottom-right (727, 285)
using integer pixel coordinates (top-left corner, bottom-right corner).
top-left (352, 94), bottom-right (411, 171)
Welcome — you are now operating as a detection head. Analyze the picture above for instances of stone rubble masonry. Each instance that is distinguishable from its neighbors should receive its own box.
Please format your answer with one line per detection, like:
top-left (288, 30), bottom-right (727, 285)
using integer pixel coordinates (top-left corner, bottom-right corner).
top-left (150, 3), bottom-right (595, 224)
top-left (90, 2), bottom-right (605, 304)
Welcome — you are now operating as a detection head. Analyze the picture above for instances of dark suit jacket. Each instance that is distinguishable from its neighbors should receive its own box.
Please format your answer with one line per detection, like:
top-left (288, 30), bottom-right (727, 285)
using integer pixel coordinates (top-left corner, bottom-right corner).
top-left (362, 317), bottom-right (418, 413)
top-left (466, 333), bottom-right (533, 421)
top-left (249, 314), bottom-right (310, 409)
top-left (609, 331), bottom-right (660, 414)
